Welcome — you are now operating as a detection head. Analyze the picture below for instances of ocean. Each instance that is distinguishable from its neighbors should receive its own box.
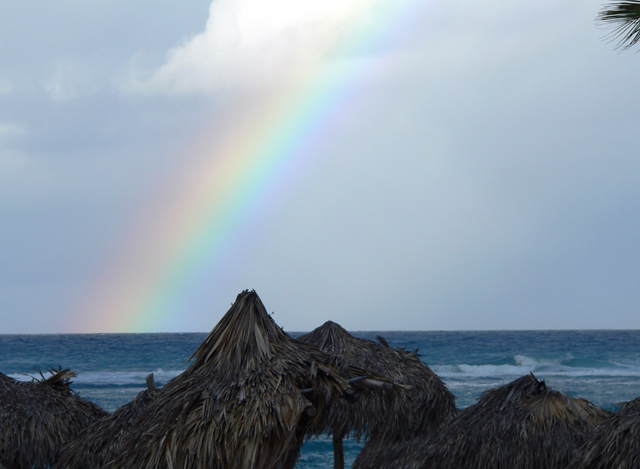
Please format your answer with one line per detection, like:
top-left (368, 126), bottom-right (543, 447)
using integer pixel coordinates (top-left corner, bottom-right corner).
top-left (2, 330), bottom-right (640, 468)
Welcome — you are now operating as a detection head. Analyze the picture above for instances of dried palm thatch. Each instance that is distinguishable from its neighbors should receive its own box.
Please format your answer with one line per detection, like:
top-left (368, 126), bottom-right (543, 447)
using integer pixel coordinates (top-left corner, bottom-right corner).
top-left (353, 435), bottom-right (424, 469)
top-left (567, 395), bottom-right (640, 468)
top-left (0, 368), bottom-right (108, 469)
top-left (300, 322), bottom-right (457, 469)
top-left (104, 290), bottom-right (371, 469)
top-left (299, 321), bottom-right (457, 443)
top-left (56, 373), bottom-right (158, 469)
top-left (403, 373), bottom-right (610, 469)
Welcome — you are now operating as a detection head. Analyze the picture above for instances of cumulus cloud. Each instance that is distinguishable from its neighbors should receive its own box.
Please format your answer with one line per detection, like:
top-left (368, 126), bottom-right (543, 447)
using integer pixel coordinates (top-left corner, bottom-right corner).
top-left (125, 0), bottom-right (378, 95)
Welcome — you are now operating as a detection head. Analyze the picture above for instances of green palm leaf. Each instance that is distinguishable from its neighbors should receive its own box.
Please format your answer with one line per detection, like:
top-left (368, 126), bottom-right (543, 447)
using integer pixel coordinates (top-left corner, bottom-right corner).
top-left (598, 1), bottom-right (640, 50)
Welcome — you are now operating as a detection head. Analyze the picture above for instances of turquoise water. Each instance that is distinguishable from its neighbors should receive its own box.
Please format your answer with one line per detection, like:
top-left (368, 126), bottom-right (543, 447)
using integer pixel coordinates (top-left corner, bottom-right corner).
top-left (2, 330), bottom-right (640, 468)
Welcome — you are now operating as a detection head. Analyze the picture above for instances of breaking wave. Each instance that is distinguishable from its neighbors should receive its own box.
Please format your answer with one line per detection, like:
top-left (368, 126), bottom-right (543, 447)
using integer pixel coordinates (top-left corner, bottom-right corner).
top-left (10, 368), bottom-right (183, 388)
top-left (432, 354), bottom-right (640, 378)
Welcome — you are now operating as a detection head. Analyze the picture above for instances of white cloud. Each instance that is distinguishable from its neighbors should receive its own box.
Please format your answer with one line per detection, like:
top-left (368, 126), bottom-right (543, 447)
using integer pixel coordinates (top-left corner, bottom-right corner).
top-left (44, 60), bottom-right (103, 101)
top-left (126, 0), bottom-right (379, 95)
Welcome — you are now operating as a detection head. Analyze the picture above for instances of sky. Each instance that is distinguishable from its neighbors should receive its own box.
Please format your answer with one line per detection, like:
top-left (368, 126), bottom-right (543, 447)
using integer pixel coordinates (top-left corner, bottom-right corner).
top-left (1, 0), bottom-right (639, 333)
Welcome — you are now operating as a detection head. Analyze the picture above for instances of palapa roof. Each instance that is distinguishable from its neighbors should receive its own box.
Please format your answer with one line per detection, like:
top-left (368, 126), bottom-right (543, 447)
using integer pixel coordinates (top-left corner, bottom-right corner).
top-left (299, 321), bottom-right (457, 442)
top-left (0, 368), bottom-right (108, 469)
top-left (104, 290), bottom-right (365, 469)
top-left (567, 395), bottom-right (640, 468)
top-left (56, 374), bottom-right (158, 469)
top-left (352, 436), bottom-right (421, 469)
top-left (403, 373), bottom-right (610, 469)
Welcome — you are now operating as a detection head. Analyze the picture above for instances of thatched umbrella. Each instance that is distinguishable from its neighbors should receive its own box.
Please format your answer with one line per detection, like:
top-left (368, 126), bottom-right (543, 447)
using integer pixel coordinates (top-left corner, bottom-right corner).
top-left (299, 321), bottom-right (457, 469)
top-left (353, 432), bottom-right (426, 469)
top-left (0, 368), bottom-right (108, 469)
top-left (404, 373), bottom-right (610, 469)
top-left (566, 395), bottom-right (640, 468)
top-left (104, 290), bottom-right (377, 469)
top-left (56, 373), bottom-right (158, 469)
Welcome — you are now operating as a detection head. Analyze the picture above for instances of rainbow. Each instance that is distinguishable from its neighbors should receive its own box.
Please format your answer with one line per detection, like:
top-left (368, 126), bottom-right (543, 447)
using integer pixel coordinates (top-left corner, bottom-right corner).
top-left (72, 0), bottom-right (428, 333)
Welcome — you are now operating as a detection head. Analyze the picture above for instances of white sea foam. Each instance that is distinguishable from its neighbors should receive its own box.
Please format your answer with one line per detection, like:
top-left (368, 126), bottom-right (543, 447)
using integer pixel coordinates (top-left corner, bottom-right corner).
top-left (433, 363), bottom-right (533, 378)
top-left (432, 355), bottom-right (640, 379)
top-left (9, 368), bottom-right (184, 386)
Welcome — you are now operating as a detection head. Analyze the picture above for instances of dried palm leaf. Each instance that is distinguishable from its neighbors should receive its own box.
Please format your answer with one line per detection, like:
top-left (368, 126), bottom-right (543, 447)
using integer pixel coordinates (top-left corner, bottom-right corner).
top-left (0, 368), bottom-right (107, 468)
top-left (567, 395), bottom-right (640, 468)
top-left (390, 373), bottom-right (609, 469)
top-left (104, 290), bottom-right (372, 469)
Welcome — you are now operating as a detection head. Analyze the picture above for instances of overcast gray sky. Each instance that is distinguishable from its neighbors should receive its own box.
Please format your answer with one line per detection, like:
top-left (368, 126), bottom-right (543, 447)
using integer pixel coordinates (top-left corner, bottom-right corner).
top-left (2, 0), bottom-right (639, 333)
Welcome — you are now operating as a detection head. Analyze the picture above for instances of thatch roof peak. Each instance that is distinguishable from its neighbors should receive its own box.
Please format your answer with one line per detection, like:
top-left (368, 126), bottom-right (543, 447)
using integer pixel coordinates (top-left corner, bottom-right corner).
top-left (105, 291), bottom-right (363, 469)
top-left (32, 367), bottom-right (77, 392)
top-left (407, 373), bottom-right (610, 469)
top-left (188, 289), bottom-right (283, 369)
top-left (300, 321), bottom-right (457, 444)
top-left (307, 320), bottom-right (354, 352)
top-left (0, 370), bottom-right (108, 469)
top-left (319, 320), bottom-right (345, 331)
top-left (319, 320), bottom-right (345, 333)
top-left (474, 373), bottom-right (608, 428)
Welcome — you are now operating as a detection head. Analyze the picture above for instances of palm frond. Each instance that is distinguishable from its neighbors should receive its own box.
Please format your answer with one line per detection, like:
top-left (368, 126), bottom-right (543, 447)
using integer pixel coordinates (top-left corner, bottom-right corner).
top-left (597, 1), bottom-right (640, 50)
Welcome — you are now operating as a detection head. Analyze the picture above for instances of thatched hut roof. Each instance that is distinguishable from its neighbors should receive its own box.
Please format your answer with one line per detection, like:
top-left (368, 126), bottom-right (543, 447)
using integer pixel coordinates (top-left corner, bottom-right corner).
top-left (56, 374), bottom-right (158, 469)
top-left (299, 321), bottom-right (457, 442)
top-left (353, 436), bottom-right (422, 469)
top-left (104, 290), bottom-right (370, 469)
top-left (567, 395), bottom-right (640, 468)
top-left (0, 368), bottom-right (108, 469)
top-left (401, 373), bottom-right (610, 469)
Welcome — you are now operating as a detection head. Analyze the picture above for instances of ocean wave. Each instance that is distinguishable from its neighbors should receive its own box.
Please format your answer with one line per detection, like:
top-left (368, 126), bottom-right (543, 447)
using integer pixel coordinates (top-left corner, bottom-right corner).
top-left (432, 354), bottom-right (640, 378)
top-left (9, 368), bottom-right (184, 387)
top-left (9, 356), bottom-right (640, 385)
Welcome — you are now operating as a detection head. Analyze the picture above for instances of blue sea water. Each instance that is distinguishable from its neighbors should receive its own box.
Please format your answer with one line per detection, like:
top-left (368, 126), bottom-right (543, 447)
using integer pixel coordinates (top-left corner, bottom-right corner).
top-left (2, 330), bottom-right (640, 468)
